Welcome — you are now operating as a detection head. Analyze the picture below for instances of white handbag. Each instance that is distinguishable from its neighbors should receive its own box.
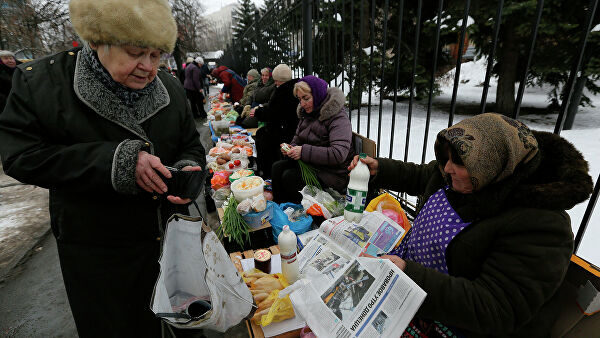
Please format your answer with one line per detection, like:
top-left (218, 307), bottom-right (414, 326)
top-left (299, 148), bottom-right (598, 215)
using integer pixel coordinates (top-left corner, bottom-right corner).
top-left (150, 212), bottom-right (255, 331)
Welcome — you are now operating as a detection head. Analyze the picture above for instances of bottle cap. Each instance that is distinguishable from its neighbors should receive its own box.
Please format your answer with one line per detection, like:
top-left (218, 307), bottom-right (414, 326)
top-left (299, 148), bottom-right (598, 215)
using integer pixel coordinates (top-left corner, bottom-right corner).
top-left (359, 153), bottom-right (367, 159)
top-left (283, 225), bottom-right (290, 232)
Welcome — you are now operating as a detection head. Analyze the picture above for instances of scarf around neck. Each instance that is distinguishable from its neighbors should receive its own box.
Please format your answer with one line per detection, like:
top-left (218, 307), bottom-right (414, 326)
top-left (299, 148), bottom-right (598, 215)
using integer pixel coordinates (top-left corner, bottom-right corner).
top-left (81, 45), bottom-right (156, 108)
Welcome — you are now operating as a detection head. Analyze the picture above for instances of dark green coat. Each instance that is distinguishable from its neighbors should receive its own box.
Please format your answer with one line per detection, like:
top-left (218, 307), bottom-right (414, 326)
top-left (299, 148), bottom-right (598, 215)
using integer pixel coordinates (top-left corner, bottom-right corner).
top-left (372, 131), bottom-right (593, 337)
top-left (0, 48), bottom-right (205, 337)
top-left (252, 78), bottom-right (276, 106)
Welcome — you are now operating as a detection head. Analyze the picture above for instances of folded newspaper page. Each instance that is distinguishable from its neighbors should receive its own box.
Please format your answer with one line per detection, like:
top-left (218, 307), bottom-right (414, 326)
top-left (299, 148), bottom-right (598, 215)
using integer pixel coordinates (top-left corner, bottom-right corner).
top-left (290, 257), bottom-right (426, 337)
top-left (320, 211), bottom-right (407, 257)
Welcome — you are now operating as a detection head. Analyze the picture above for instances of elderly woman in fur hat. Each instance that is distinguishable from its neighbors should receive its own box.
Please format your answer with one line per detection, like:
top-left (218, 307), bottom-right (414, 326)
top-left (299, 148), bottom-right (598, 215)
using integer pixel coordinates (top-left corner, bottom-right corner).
top-left (0, 0), bottom-right (205, 336)
top-left (273, 75), bottom-right (355, 203)
top-left (0, 50), bottom-right (20, 111)
top-left (348, 113), bottom-right (593, 336)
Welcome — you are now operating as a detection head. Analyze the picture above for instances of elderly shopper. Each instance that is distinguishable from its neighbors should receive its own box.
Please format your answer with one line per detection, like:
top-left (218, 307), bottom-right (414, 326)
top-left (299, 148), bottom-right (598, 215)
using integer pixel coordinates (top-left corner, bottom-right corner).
top-left (272, 75), bottom-right (354, 203)
top-left (349, 113), bottom-right (593, 336)
top-left (184, 56), bottom-right (206, 118)
top-left (0, 50), bottom-right (19, 111)
top-left (235, 69), bottom-right (260, 126)
top-left (237, 67), bottom-right (275, 128)
top-left (251, 64), bottom-right (299, 178)
top-left (211, 65), bottom-right (246, 102)
top-left (0, 0), bottom-right (205, 336)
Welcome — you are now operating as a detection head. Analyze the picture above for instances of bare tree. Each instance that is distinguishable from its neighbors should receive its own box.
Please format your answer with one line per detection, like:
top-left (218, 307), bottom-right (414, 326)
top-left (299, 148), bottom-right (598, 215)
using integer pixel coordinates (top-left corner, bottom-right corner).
top-left (170, 0), bottom-right (212, 72)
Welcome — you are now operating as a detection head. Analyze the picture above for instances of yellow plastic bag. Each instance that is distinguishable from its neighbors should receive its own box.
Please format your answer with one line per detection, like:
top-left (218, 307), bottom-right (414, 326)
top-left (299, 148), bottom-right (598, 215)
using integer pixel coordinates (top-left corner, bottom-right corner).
top-left (366, 193), bottom-right (411, 232)
top-left (259, 290), bottom-right (296, 326)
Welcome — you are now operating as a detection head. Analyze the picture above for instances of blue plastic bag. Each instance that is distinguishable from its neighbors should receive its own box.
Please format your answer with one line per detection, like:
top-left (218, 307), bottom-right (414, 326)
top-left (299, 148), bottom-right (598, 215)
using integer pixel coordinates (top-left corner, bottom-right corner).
top-left (271, 203), bottom-right (313, 243)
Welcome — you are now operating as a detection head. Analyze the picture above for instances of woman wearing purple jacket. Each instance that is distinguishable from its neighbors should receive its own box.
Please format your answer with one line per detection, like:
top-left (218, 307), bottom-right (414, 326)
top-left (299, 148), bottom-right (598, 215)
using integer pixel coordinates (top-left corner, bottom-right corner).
top-left (273, 75), bottom-right (355, 203)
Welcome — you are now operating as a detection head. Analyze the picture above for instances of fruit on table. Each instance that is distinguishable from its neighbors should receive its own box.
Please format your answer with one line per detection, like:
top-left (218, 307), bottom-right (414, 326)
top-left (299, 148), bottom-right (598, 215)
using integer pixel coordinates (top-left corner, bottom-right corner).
top-left (228, 163), bottom-right (235, 169)
top-left (234, 160), bottom-right (241, 166)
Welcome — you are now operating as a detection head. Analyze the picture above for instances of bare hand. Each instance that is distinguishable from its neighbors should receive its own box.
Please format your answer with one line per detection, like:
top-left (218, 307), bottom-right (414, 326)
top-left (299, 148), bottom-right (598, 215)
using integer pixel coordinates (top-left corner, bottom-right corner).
top-left (348, 155), bottom-right (379, 175)
top-left (249, 107), bottom-right (257, 117)
top-left (166, 165), bottom-right (203, 205)
top-left (379, 255), bottom-right (406, 271)
top-left (287, 146), bottom-right (302, 160)
top-left (280, 143), bottom-right (289, 156)
top-left (136, 151), bottom-right (171, 194)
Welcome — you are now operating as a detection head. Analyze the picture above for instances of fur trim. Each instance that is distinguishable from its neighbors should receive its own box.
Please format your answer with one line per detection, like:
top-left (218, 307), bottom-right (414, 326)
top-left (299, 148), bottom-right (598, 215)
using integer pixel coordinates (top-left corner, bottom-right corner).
top-left (112, 139), bottom-right (145, 194)
top-left (510, 131), bottom-right (594, 210)
top-left (73, 50), bottom-right (170, 141)
top-left (69, 0), bottom-right (177, 52)
top-left (296, 87), bottom-right (346, 121)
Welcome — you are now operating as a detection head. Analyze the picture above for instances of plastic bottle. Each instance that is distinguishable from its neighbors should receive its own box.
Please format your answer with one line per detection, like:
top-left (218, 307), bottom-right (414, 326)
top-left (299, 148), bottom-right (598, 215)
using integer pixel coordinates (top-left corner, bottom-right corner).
top-left (278, 225), bottom-right (299, 284)
top-left (344, 153), bottom-right (370, 223)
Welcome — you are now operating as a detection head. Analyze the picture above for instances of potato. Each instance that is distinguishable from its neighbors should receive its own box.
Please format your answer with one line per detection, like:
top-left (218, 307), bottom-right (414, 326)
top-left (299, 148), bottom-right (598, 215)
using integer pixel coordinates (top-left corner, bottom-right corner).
top-left (232, 148), bottom-right (241, 153)
top-left (219, 154), bottom-right (231, 161)
top-left (216, 158), bottom-right (226, 165)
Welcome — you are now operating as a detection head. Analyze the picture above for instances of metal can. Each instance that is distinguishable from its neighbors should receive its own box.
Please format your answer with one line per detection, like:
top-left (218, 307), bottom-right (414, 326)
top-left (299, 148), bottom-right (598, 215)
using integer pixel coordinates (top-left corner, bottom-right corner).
top-left (254, 249), bottom-right (271, 274)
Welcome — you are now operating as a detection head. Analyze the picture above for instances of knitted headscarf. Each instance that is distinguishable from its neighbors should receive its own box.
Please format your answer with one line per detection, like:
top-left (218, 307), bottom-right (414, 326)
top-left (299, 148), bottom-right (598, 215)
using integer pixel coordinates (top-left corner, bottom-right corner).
top-left (434, 113), bottom-right (539, 191)
top-left (299, 75), bottom-right (328, 109)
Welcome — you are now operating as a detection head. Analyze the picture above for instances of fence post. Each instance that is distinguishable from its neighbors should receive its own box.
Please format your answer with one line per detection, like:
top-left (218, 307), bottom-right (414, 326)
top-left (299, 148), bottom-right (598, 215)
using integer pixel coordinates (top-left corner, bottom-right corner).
top-left (303, 0), bottom-right (313, 75)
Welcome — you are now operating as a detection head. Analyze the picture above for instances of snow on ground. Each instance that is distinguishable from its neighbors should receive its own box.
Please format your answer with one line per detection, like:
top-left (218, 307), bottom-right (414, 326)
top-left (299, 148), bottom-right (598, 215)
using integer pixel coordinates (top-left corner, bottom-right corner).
top-left (349, 57), bottom-right (600, 265)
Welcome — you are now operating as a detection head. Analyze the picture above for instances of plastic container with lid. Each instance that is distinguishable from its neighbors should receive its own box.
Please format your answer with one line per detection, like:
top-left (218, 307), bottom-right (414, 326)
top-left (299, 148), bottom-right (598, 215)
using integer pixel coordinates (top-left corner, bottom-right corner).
top-left (230, 176), bottom-right (264, 202)
top-left (229, 169), bottom-right (254, 183)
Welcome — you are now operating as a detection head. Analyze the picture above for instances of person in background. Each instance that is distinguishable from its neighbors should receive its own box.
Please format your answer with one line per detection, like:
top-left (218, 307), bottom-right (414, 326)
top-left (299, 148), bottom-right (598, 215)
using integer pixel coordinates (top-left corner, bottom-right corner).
top-left (238, 67), bottom-right (275, 128)
top-left (0, 0), bottom-right (205, 336)
top-left (183, 56), bottom-right (205, 118)
top-left (235, 68), bottom-right (260, 126)
top-left (272, 75), bottom-right (354, 203)
top-left (197, 57), bottom-right (210, 95)
top-left (348, 113), bottom-right (593, 336)
top-left (211, 65), bottom-right (246, 103)
top-left (251, 64), bottom-right (299, 178)
top-left (0, 50), bottom-right (19, 112)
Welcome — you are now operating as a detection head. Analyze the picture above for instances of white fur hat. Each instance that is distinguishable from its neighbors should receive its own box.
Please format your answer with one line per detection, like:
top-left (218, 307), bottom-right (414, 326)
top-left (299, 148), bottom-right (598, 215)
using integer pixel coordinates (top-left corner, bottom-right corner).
top-left (195, 57), bottom-right (204, 64)
top-left (272, 64), bottom-right (292, 82)
top-left (186, 57), bottom-right (194, 63)
top-left (69, 0), bottom-right (177, 52)
top-left (0, 50), bottom-right (15, 58)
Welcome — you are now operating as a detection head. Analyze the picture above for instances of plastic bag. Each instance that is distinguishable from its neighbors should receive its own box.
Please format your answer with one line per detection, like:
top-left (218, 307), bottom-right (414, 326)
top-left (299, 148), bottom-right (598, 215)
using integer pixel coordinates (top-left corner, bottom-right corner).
top-left (211, 171), bottom-right (231, 190)
top-left (299, 186), bottom-right (344, 219)
top-left (237, 198), bottom-right (252, 215)
top-left (252, 194), bottom-right (267, 212)
top-left (365, 193), bottom-right (411, 232)
top-left (259, 290), bottom-right (295, 327)
top-left (211, 187), bottom-right (231, 208)
top-left (271, 202), bottom-right (313, 241)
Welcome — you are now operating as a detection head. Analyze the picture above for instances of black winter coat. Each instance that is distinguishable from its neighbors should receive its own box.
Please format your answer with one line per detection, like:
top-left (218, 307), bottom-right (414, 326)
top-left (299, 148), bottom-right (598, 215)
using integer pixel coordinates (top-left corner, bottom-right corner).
top-left (0, 48), bottom-right (205, 337)
top-left (0, 62), bottom-right (17, 112)
top-left (254, 78), bottom-right (300, 143)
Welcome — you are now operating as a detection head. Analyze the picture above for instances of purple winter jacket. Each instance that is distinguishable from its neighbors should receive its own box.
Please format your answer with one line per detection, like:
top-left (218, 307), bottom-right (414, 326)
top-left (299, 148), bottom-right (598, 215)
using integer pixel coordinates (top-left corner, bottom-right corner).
top-left (183, 63), bottom-right (202, 91)
top-left (291, 87), bottom-right (354, 193)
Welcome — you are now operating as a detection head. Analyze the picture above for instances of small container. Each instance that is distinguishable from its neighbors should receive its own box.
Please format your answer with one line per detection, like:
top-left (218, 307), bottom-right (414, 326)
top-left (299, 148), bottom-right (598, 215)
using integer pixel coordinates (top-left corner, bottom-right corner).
top-left (254, 249), bottom-right (271, 273)
top-left (243, 201), bottom-right (275, 228)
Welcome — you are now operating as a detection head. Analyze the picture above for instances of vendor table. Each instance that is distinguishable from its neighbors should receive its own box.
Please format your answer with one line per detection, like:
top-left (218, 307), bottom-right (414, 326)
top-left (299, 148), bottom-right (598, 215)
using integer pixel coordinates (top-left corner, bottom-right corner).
top-left (246, 127), bottom-right (258, 136)
top-left (229, 246), bottom-right (302, 338)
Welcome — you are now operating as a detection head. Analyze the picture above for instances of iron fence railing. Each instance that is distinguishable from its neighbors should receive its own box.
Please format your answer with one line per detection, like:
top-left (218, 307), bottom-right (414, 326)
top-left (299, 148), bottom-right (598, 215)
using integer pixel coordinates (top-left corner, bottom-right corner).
top-left (222, 0), bottom-right (600, 256)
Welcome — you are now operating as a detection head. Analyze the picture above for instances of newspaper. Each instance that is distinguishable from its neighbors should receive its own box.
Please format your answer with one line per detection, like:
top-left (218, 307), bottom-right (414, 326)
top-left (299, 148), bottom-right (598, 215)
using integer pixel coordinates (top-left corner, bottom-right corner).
top-left (289, 211), bottom-right (426, 337)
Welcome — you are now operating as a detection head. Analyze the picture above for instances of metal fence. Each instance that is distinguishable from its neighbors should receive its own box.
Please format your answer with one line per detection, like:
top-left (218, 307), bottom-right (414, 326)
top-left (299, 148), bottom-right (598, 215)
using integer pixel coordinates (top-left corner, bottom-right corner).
top-left (222, 0), bottom-right (599, 254)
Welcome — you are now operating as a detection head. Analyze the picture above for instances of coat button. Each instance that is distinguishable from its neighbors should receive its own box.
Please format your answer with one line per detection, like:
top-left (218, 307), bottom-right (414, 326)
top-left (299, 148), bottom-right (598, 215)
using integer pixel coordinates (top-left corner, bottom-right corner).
top-left (68, 51), bottom-right (75, 55)
top-left (145, 142), bottom-right (150, 147)
top-left (25, 66), bottom-right (32, 71)
top-left (156, 237), bottom-right (161, 241)
top-left (50, 59), bottom-right (55, 64)
top-left (152, 195), bottom-right (158, 200)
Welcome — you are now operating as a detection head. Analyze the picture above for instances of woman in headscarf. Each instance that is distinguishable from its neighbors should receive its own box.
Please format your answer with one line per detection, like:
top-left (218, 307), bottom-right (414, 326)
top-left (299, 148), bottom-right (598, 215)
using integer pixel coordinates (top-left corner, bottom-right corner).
top-left (234, 68), bottom-right (260, 127)
top-left (348, 113), bottom-right (593, 336)
top-left (0, 0), bottom-right (205, 336)
top-left (272, 75), bottom-right (354, 203)
top-left (0, 50), bottom-right (20, 111)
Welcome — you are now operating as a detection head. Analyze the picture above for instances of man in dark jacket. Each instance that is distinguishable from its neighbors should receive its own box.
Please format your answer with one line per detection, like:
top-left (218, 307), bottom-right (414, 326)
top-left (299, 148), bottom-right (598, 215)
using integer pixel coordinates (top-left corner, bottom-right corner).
top-left (184, 57), bottom-right (206, 118)
top-left (0, 1), bottom-right (205, 336)
top-left (252, 64), bottom-right (299, 177)
top-left (0, 50), bottom-right (19, 112)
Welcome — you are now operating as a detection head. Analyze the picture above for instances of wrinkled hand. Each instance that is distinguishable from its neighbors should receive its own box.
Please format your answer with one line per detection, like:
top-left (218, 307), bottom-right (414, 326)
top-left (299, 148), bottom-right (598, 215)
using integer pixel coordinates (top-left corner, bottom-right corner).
top-left (348, 155), bottom-right (379, 175)
top-left (166, 165), bottom-right (203, 205)
top-left (136, 151), bottom-right (171, 194)
top-left (280, 143), bottom-right (289, 156)
top-left (287, 146), bottom-right (302, 160)
top-left (379, 255), bottom-right (406, 271)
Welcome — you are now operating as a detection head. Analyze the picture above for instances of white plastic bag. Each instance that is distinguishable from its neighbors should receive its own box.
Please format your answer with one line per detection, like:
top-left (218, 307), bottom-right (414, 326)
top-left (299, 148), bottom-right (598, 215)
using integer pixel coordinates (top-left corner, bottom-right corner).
top-left (300, 186), bottom-right (345, 219)
top-left (151, 213), bottom-right (255, 331)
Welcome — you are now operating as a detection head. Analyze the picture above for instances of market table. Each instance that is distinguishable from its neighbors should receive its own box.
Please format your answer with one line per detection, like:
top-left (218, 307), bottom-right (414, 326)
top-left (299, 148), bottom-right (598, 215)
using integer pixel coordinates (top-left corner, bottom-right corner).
top-left (229, 246), bottom-right (303, 338)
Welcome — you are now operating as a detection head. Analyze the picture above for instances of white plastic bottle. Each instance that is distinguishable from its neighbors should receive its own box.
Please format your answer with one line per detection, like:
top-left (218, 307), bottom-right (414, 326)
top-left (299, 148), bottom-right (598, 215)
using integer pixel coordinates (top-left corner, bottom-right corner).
top-left (344, 153), bottom-right (370, 223)
top-left (278, 225), bottom-right (299, 284)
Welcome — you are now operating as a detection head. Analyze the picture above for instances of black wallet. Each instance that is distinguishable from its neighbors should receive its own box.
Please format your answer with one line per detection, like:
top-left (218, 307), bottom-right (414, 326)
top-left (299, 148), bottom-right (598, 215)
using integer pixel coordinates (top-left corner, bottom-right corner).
top-left (159, 166), bottom-right (208, 200)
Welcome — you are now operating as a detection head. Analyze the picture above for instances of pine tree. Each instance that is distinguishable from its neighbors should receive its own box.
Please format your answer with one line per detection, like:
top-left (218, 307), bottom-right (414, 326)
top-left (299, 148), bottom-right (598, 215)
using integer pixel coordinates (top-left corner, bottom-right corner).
top-left (231, 0), bottom-right (257, 72)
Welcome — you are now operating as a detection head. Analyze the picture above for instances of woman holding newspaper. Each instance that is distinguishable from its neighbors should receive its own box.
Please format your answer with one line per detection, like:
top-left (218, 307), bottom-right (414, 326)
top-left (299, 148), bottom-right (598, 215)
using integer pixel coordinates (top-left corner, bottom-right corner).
top-left (348, 113), bottom-right (593, 336)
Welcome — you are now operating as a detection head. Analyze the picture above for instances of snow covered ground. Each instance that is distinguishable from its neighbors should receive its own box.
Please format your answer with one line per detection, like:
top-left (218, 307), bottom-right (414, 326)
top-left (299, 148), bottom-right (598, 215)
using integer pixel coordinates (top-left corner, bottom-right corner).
top-left (348, 57), bottom-right (600, 266)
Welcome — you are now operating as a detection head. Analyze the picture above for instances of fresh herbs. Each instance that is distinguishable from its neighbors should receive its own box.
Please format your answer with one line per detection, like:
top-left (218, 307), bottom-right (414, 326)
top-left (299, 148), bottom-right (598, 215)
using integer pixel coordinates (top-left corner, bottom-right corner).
top-left (217, 194), bottom-right (251, 248)
top-left (298, 160), bottom-right (322, 192)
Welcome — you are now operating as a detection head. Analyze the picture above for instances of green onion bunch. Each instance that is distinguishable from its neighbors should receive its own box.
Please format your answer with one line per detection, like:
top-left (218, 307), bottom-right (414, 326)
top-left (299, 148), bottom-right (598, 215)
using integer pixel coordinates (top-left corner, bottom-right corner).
top-left (298, 160), bottom-right (322, 192)
top-left (217, 194), bottom-right (251, 248)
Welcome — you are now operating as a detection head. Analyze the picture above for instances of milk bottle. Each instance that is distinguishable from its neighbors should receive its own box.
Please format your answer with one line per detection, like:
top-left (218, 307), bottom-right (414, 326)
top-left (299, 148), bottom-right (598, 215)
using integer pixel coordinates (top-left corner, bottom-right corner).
top-left (278, 225), bottom-right (299, 284)
top-left (344, 153), bottom-right (370, 223)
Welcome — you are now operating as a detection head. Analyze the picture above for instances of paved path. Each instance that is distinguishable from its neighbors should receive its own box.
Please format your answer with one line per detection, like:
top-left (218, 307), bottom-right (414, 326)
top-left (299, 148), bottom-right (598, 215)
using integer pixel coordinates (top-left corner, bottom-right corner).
top-left (0, 87), bottom-right (249, 337)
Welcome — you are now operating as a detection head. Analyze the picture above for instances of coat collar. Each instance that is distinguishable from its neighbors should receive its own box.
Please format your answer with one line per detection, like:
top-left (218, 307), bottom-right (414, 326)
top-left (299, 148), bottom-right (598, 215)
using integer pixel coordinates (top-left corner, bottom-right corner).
top-left (296, 87), bottom-right (345, 121)
top-left (73, 50), bottom-right (170, 141)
